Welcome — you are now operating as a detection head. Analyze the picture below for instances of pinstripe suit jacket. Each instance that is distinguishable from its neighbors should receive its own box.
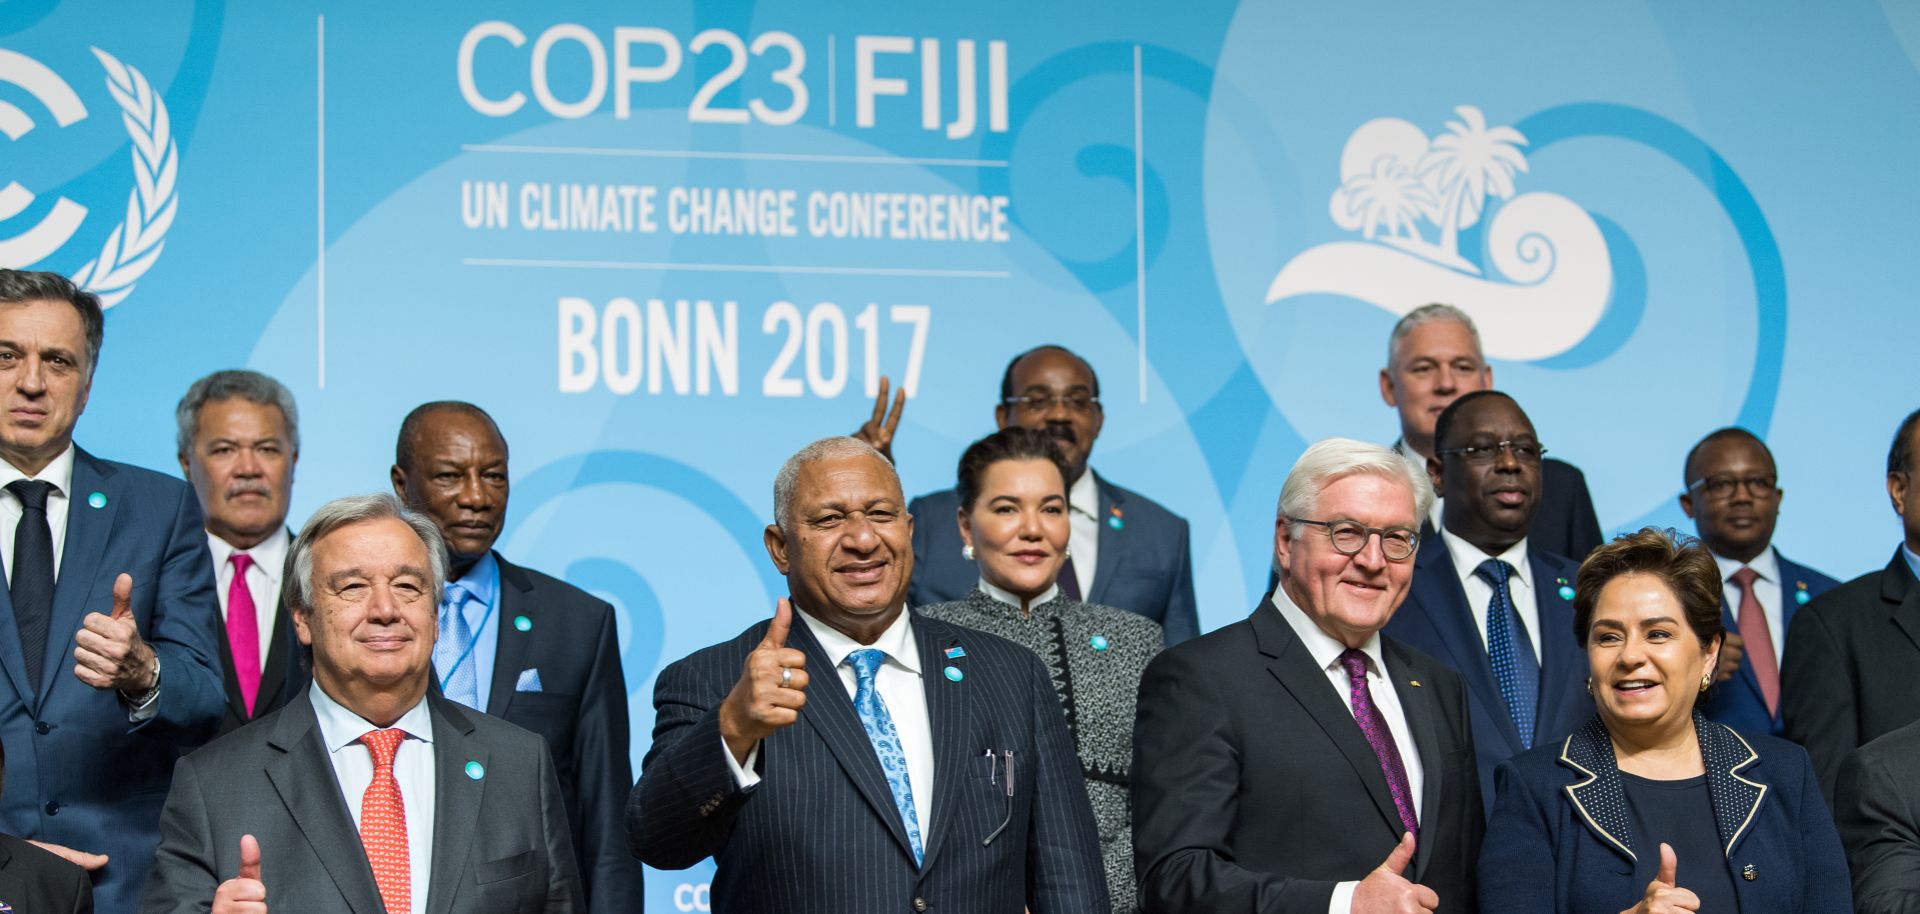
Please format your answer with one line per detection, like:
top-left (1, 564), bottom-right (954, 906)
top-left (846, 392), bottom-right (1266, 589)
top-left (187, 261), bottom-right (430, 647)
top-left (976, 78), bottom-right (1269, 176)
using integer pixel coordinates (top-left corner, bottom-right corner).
top-left (628, 609), bottom-right (1110, 913)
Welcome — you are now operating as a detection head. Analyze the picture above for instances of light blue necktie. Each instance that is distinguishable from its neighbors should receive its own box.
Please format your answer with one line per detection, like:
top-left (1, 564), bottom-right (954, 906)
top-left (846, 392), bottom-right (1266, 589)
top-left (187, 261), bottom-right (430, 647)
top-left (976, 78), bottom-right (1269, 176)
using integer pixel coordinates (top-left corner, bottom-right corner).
top-left (436, 582), bottom-right (479, 708)
top-left (847, 648), bottom-right (924, 864)
top-left (1477, 558), bottom-right (1540, 747)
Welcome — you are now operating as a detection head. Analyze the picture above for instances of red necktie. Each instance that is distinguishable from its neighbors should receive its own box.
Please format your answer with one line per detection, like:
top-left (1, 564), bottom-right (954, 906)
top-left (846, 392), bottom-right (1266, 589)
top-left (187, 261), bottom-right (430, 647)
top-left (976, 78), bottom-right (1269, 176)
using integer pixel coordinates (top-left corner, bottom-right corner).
top-left (226, 553), bottom-right (262, 716)
top-left (359, 728), bottom-right (411, 914)
top-left (1730, 567), bottom-right (1780, 715)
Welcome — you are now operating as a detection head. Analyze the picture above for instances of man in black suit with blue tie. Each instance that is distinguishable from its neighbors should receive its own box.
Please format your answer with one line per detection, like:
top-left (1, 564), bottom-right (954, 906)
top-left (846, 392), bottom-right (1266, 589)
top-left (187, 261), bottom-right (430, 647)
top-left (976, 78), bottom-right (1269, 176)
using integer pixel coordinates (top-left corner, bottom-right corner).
top-left (1384, 391), bottom-right (1588, 811)
top-left (629, 436), bottom-right (1107, 913)
top-left (1679, 428), bottom-right (1837, 737)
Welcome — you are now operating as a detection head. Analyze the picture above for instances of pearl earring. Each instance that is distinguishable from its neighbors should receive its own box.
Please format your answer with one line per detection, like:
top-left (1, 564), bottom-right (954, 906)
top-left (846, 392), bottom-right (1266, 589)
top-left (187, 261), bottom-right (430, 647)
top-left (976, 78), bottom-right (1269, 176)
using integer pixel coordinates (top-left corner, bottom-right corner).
top-left (962, 545), bottom-right (975, 561)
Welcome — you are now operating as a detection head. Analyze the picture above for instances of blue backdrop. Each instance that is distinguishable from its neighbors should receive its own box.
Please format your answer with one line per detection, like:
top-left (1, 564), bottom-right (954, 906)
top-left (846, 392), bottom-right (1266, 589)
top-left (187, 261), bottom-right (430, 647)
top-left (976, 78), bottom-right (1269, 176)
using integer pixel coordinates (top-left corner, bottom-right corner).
top-left (6, 3), bottom-right (1918, 909)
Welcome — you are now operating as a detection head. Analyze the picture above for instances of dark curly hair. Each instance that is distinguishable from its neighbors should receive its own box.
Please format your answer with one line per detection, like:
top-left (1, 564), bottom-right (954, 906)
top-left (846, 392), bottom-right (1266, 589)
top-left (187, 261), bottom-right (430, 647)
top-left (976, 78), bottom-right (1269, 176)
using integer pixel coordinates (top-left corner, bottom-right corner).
top-left (1572, 527), bottom-right (1724, 653)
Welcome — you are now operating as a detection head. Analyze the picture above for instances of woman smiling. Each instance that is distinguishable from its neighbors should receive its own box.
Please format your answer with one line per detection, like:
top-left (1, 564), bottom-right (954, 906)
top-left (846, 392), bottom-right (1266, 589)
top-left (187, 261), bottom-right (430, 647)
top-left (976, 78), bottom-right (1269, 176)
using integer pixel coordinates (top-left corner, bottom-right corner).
top-left (1477, 528), bottom-right (1849, 913)
top-left (915, 427), bottom-right (1162, 913)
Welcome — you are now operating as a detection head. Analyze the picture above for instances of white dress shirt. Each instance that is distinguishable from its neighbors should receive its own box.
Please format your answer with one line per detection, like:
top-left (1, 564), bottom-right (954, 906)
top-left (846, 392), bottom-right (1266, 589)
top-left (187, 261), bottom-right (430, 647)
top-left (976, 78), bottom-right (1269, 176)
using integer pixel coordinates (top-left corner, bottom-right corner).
top-left (1713, 547), bottom-right (1785, 663)
top-left (1067, 469), bottom-right (1101, 596)
top-left (1273, 587), bottom-right (1424, 914)
top-left (0, 444), bottom-right (76, 584)
top-left (726, 608), bottom-right (936, 836)
top-left (1438, 528), bottom-right (1542, 664)
top-left (310, 682), bottom-right (436, 914)
top-left (208, 527), bottom-right (289, 673)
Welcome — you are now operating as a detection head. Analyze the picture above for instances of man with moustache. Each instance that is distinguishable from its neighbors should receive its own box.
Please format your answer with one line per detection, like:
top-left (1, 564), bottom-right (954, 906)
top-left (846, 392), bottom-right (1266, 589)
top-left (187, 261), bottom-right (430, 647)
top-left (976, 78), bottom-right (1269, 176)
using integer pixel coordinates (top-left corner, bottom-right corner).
top-left (177, 370), bottom-right (310, 736)
top-left (1380, 304), bottom-right (1603, 561)
top-left (1134, 438), bottom-right (1481, 913)
top-left (1679, 428), bottom-right (1837, 736)
top-left (140, 494), bottom-right (582, 913)
top-left (628, 436), bottom-right (1108, 913)
top-left (1384, 391), bottom-right (1588, 810)
top-left (0, 270), bottom-right (224, 912)
top-left (1783, 407), bottom-right (1920, 802)
top-left (390, 401), bottom-right (640, 913)
top-left (858, 345), bottom-right (1199, 643)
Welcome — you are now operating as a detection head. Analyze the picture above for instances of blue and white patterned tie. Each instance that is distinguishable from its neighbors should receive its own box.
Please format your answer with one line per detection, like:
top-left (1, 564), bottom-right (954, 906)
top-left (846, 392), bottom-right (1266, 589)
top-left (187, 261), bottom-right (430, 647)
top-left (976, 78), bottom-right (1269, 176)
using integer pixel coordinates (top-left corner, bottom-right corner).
top-left (847, 648), bottom-right (924, 864)
top-left (436, 582), bottom-right (479, 708)
top-left (1477, 558), bottom-right (1540, 747)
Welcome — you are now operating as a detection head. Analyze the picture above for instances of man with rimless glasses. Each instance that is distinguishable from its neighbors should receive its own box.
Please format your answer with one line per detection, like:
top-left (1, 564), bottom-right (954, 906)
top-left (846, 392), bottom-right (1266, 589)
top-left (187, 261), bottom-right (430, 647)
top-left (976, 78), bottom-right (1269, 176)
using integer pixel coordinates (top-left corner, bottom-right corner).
top-left (1384, 390), bottom-right (1589, 813)
top-left (1677, 427), bottom-right (1837, 738)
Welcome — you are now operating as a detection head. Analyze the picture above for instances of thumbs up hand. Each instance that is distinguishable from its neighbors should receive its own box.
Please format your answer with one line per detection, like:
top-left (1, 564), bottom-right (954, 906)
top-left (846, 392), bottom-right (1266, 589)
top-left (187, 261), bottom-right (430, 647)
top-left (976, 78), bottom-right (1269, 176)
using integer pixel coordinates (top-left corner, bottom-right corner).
top-left (719, 598), bottom-right (810, 765)
top-left (74, 573), bottom-right (158, 694)
top-left (212, 835), bottom-right (267, 914)
top-left (1622, 843), bottom-right (1701, 914)
top-left (1351, 833), bottom-right (1440, 913)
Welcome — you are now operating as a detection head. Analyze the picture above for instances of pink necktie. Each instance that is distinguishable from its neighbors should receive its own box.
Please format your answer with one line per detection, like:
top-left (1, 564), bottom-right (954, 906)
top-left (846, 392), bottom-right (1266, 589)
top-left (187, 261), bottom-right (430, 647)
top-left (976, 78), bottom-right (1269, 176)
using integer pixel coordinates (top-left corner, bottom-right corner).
top-left (227, 553), bottom-right (262, 716)
top-left (1730, 567), bottom-right (1780, 715)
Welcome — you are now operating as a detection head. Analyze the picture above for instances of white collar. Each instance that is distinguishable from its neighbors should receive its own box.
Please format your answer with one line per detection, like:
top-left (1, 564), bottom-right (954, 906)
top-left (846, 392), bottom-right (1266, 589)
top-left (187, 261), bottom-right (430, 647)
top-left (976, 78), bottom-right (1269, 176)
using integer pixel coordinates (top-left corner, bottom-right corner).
top-left (207, 525), bottom-right (290, 581)
top-left (1394, 437), bottom-right (1430, 466)
top-left (977, 576), bottom-right (1061, 610)
top-left (308, 680), bottom-right (434, 754)
top-left (1439, 526), bottom-right (1532, 590)
top-left (795, 604), bottom-right (922, 675)
top-left (0, 442), bottom-right (76, 497)
top-left (1069, 467), bottom-right (1099, 520)
top-left (1711, 545), bottom-right (1780, 585)
top-left (1271, 582), bottom-right (1389, 677)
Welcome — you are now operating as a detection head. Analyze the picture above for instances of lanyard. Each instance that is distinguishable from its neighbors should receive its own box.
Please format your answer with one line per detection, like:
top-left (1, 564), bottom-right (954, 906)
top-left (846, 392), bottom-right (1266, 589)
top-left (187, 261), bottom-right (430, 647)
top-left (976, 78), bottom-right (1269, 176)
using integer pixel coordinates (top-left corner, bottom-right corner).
top-left (438, 585), bottom-right (498, 691)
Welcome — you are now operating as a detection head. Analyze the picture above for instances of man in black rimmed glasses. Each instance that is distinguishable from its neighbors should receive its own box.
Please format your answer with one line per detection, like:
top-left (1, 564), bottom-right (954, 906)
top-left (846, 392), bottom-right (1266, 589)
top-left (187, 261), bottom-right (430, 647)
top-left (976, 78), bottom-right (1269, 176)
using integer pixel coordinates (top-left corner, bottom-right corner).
top-left (1385, 389), bottom-right (1588, 814)
top-left (856, 344), bottom-right (1199, 644)
top-left (1678, 427), bottom-right (1836, 738)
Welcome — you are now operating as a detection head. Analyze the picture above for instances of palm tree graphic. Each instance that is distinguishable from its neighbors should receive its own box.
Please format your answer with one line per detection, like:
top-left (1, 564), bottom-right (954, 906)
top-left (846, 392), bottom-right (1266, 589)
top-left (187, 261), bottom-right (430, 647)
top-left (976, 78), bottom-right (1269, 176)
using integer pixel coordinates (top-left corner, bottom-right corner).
top-left (1340, 156), bottom-right (1438, 242)
top-left (1418, 105), bottom-right (1528, 265)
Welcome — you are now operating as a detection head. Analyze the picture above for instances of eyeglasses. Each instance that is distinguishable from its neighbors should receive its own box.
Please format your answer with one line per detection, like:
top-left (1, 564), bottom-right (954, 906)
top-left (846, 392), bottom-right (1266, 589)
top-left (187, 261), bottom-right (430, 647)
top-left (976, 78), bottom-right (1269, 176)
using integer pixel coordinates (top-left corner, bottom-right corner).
top-left (1435, 440), bottom-right (1546, 464)
top-left (1686, 475), bottom-right (1778, 500)
top-left (1293, 519), bottom-right (1420, 562)
top-left (1004, 394), bottom-right (1100, 415)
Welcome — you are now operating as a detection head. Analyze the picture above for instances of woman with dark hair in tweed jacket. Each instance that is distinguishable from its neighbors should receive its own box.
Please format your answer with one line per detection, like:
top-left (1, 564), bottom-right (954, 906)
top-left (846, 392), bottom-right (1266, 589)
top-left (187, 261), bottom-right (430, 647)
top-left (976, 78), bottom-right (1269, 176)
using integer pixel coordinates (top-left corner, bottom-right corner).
top-left (916, 427), bottom-right (1163, 913)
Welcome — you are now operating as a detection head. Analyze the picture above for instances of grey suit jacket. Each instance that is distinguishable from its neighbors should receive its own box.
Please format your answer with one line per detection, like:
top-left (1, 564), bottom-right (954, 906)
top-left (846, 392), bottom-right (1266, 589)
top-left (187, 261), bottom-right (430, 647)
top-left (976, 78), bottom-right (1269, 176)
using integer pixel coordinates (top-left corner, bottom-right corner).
top-left (141, 690), bottom-right (582, 914)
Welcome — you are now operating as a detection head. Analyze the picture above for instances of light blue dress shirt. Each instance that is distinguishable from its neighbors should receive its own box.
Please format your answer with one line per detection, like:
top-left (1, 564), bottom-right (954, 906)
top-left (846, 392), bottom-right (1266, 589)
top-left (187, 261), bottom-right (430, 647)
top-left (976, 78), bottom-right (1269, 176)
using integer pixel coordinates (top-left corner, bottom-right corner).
top-left (436, 552), bottom-right (501, 712)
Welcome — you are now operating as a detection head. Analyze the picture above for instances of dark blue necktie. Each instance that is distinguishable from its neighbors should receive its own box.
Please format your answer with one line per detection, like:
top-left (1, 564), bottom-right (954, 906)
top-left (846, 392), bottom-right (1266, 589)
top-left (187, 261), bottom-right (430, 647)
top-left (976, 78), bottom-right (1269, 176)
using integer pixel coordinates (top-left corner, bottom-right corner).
top-left (8, 480), bottom-right (56, 692)
top-left (1476, 558), bottom-right (1539, 747)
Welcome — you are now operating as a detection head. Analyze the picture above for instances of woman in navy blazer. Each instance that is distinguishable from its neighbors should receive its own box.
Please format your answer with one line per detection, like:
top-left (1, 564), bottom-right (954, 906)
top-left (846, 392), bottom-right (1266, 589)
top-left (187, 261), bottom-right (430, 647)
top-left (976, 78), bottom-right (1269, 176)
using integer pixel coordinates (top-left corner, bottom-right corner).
top-left (1478, 528), bottom-right (1850, 913)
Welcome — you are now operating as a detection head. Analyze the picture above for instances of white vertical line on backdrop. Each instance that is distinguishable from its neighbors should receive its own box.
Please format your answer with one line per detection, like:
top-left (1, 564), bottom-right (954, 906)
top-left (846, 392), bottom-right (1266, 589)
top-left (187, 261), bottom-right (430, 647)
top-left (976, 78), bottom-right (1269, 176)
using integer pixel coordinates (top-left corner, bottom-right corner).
top-left (316, 15), bottom-right (327, 389)
top-left (828, 36), bottom-right (837, 127)
top-left (1133, 44), bottom-right (1147, 404)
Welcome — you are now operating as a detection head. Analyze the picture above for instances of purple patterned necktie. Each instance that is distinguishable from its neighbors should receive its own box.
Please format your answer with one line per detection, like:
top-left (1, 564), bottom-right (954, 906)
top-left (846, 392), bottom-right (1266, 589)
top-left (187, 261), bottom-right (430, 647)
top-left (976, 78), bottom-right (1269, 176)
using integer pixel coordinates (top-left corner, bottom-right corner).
top-left (1339, 648), bottom-right (1419, 838)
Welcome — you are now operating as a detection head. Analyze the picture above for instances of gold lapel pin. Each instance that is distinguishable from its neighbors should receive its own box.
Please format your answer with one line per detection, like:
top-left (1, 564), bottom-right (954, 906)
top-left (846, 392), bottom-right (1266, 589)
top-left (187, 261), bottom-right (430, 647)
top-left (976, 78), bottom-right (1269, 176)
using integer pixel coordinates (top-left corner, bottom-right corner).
top-left (1409, 680), bottom-right (1422, 687)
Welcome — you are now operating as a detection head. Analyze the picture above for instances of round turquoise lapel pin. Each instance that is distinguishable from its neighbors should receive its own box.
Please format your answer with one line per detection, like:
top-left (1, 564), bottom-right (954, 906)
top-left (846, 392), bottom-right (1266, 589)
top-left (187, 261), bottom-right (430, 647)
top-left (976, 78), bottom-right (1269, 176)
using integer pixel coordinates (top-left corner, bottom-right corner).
top-left (513, 614), bottom-right (532, 632)
top-left (943, 665), bottom-right (964, 682)
top-left (465, 760), bottom-right (485, 780)
top-left (1557, 577), bottom-right (1575, 601)
top-left (87, 491), bottom-right (106, 509)
top-left (1089, 634), bottom-right (1110, 651)
top-left (1795, 589), bottom-right (1811, 605)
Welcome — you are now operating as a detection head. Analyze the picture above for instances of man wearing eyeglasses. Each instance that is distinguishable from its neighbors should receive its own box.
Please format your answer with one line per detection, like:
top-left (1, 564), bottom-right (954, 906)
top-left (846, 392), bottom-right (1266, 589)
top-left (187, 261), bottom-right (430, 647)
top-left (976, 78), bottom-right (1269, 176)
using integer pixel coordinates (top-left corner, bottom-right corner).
top-left (1678, 427), bottom-right (1836, 738)
top-left (860, 345), bottom-right (1198, 644)
top-left (1384, 390), bottom-right (1587, 813)
top-left (1134, 437), bottom-right (1480, 913)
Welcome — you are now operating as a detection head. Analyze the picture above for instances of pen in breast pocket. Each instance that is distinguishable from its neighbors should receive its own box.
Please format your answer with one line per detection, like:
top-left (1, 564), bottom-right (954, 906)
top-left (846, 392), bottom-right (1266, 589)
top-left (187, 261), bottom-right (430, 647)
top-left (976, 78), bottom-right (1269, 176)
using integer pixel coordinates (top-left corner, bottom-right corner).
top-left (985, 749), bottom-right (996, 785)
top-left (1003, 749), bottom-right (1015, 797)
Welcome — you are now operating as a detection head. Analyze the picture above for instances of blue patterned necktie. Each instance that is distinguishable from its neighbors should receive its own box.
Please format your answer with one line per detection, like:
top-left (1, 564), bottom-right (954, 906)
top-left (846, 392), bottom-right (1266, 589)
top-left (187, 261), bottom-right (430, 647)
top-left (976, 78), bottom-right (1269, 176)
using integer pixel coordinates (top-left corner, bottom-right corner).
top-left (847, 648), bottom-right (924, 864)
top-left (436, 582), bottom-right (479, 708)
top-left (1476, 558), bottom-right (1540, 747)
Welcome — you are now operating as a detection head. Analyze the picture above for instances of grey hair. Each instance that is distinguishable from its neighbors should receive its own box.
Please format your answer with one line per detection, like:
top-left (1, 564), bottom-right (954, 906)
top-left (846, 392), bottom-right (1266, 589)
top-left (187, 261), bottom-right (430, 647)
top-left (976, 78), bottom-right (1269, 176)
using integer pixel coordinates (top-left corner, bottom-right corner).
top-left (282, 493), bottom-right (446, 616)
top-left (1276, 438), bottom-right (1434, 532)
top-left (773, 436), bottom-right (900, 533)
top-left (175, 369), bottom-right (301, 456)
top-left (1386, 303), bottom-right (1482, 369)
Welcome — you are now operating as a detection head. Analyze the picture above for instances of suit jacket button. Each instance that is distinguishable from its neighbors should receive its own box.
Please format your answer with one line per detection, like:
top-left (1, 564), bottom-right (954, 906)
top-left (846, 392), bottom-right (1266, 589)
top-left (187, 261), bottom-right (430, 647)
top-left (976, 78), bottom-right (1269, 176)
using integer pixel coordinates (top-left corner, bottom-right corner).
top-left (34, 720), bottom-right (50, 734)
top-left (44, 801), bottom-right (59, 815)
top-left (913, 897), bottom-right (927, 912)
top-left (1742, 864), bottom-right (1757, 881)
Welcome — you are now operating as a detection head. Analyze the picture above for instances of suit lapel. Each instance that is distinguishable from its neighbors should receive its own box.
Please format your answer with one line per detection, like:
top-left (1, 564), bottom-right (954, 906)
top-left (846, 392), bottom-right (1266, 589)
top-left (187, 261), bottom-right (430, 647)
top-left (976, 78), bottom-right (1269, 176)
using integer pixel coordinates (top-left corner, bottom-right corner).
top-left (252, 528), bottom-right (300, 717)
top-left (1880, 552), bottom-right (1920, 655)
top-left (1385, 642), bottom-right (1441, 874)
top-left (485, 555), bottom-right (535, 718)
top-left (1557, 716), bottom-right (1636, 862)
top-left (264, 697), bottom-right (386, 914)
top-left (1531, 552), bottom-right (1584, 736)
top-left (426, 696), bottom-right (486, 914)
top-left (1697, 716), bottom-right (1766, 857)
top-left (41, 449), bottom-right (116, 706)
top-left (788, 612), bottom-right (918, 862)
top-left (1252, 602), bottom-right (1403, 839)
top-left (913, 615), bottom-right (971, 874)
top-left (1717, 595), bottom-right (1767, 711)
top-left (0, 540), bottom-right (33, 708)
top-left (1087, 474), bottom-right (1123, 607)
top-left (1412, 538), bottom-right (1518, 751)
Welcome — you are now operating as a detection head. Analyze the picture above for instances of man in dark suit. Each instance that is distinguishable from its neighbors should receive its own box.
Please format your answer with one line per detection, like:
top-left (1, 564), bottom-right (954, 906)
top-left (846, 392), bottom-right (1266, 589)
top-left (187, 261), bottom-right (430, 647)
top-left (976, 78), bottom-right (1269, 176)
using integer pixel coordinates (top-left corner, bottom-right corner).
top-left (1783, 407), bottom-right (1920, 803)
top-left (0, 270), bottom-right (225, 912)
top-left (858, 346), bottom-right (1199, 643)
top-left (629, 436), bottom-right (1108, 912)
top-left (141, 493), bottom-right (581, 913)
top-left (1679, 428), bottom-right (1838, 736)
top-left (1835, 717), bottom-right (1920, 913)
top-left (1380, 304), bottom-right (1603, 561)
top-left (390, 401), bottom-right (639, 914)
top-left (1134, 438), bottom-right (1481, 913)
top-left (1384, 391), bottom-right (1587, 810)
top-left (0, 739), bottom-right (91, 912)
top-left (176, 370), bottom-right (310, 737)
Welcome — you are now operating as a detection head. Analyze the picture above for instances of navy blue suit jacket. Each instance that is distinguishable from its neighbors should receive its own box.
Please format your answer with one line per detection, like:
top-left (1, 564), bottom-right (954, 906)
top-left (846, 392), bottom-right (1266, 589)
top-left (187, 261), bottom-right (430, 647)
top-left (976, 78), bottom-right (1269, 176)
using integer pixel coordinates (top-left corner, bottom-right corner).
top-left (1383, 535), bottom-right (1588, 812)
top-left (628, 609), bottom-right (1107, 913)
top-left (1479, 715), bottom-right (1852, 913)
top-left (1700, 551), bottom-right (1837, 737)
top-left (0, 448), bottom-right (224, 913)
top-left (908, 471), bottom-right (1199, 644)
